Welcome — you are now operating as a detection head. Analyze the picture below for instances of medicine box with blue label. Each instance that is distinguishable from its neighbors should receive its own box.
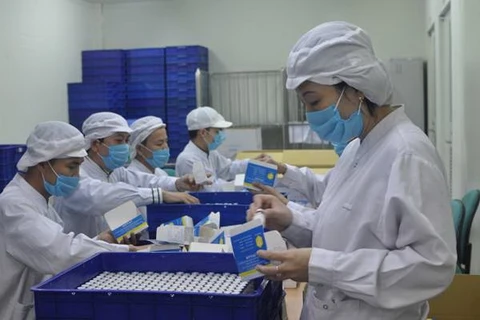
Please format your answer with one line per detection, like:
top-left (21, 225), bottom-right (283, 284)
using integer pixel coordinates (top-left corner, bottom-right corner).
top-left (243, 160), bottom-right (278, 190)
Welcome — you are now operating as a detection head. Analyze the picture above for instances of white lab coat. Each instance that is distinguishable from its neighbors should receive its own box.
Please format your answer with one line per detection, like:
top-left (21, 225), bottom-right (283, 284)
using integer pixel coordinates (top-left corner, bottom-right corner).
top-left (55, 157), bottom-right (179, 238)
top-left (281, 108), bottom-right (456, 320)
top-left (175, 141), bottom-right (249, 191)
top-left (127, 159), bottom-right (169, 239)
top-left (0, 174), bottom-right (127, 320)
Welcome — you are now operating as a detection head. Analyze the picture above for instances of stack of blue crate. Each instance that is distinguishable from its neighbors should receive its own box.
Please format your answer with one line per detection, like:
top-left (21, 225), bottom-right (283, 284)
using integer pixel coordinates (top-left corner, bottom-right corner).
top-left (68, 50), bottom-right (127, 130)
top-left (166, 46), bottom-right (208, 159)
top-left (0, 145), bottom-right (26, 193)
top-left (125, 48), bottom-right (166, 120)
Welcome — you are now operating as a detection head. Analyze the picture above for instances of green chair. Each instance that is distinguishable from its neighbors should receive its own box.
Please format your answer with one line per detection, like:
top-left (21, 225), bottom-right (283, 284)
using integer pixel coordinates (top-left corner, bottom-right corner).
top-left (451, 199), bottom-right (465, 252)
top-left (163, 168), bottom-right (176, 177)
top-left (451, 199), bottom-right (466, 274)
top-left (458, 189), bottom-right (480, 274)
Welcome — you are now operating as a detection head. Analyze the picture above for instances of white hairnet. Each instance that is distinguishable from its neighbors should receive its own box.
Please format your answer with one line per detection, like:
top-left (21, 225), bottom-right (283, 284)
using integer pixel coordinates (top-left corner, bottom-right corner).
top-left (82, 112), bottom-right (132, 148)
top-left (286, 21), bottom-right (393, 106)
top-left (129, 116), bottom-right (166, 159)
top-left (17, 121), bottom-right (87, 171)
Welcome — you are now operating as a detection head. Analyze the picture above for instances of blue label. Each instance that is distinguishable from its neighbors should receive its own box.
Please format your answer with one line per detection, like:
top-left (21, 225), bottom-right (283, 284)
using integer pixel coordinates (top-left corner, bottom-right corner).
top-left (112, 215), bottom-right (147, 240)
top-left (210, 231), bottom-right (225, 244)
top-left (231, 225), bottom-right (269, 276)
top-left (244, 162), bottom-right (277, 187)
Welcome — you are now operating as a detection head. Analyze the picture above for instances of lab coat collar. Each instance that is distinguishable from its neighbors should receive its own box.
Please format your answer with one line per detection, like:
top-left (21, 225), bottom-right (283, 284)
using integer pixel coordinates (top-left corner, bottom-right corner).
top-left (130, 159), bottom-right (153, 174)
top-left (356, 106), bottom-right (408, 160)
top-left (13, 174), bottom-right (49, 208)
top-left (187, 140), bottom-right (209, 157)
top-left (83, 156), bottom-right (110, 179)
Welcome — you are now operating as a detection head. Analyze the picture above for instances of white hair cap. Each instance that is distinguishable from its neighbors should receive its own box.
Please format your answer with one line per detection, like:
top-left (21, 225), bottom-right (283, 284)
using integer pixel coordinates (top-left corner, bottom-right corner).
top-left (286, 21), bottom-right (393, 106)
top-left (82, 112), bottom-right (132, 148)
top-left (129, 116), bottom-right (166, 159)
top-left (17, 121), bottom-right (87, 171)
top-left (186, 106), bottom-right (232, 131)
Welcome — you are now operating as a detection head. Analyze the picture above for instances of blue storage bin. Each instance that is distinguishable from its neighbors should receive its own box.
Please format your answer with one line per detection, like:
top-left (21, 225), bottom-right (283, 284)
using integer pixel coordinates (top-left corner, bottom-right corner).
top-left (166, 97), bottom-right (197, 108)
top-left (127, 58), bottom-right (165, 67)
top-left (126, 48), bottom-right (165, 58)
top-left (82, 50), bottom-right (125, 60)
top-left (68, 83), bottom-right (126, 102)
top-left (32, 252), bottom-right (283, 320)
top-left (0, 177), bottom-right (12, 193)
top-left (166, 72), bottom-right (196, 83)
top-left (166, 54), bottom-right (208, 65)
top-left (83, 74), bottom-right (127, 83)
top-left (166, 78), bottom-right (196, 89)
top-left (83, 66), bottom-right (126, 76)
top-left (166, 46), bottom-right (208, 58)
top-left (0, 145), bottom-right (22, 164)
top-left (127, 73), bottom-right (165, 82)
top-left (127, 81), bottom-right (165, 91)
top-left (82, 58), bottom-right (126, 69)
top-left (189, 192), bottom-right (253, 205)
top-left (167, 63), bottom-right (208, 73)
top-left (126, 98), bottom-right (166, 109)
top-left (69, 108), bottom-right (126, 130)
top-left (126, 107), bottom-right (166, 120)
top-left (127, 90), bottom-right (166, 100)
top-left (68, 99), bottom-right (126, 110)
top-left (147, 204), bottom-right (250, 231)
top-left (127, 65), bottom-right (165, 75)
top-left (167, 87), bottom-right (197, 99)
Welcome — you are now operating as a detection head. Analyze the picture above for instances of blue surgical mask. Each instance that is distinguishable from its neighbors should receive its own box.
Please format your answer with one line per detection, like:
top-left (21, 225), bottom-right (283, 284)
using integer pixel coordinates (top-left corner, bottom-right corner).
top-left (100, 143), bottom-right (130, 170)
top-left (43, 162), bottom-right (80, 197)
top-left (306, 88), bottom-right (364, 145)
top-left (141, 145), bottom-right (170, 169)
top-left (332, 142), bottom-right (348, 157)
top-left (207, 130), bottom-right (226, 151)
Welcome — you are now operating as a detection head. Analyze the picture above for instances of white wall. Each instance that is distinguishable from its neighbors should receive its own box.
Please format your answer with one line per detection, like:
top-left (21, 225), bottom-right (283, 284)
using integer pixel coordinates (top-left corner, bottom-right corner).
top-left (427, 0), bottom-right (480, 274)
top-left (0, 0), bottom-right (101, 144)
top-left (102, 0), bottom-right (426, 73)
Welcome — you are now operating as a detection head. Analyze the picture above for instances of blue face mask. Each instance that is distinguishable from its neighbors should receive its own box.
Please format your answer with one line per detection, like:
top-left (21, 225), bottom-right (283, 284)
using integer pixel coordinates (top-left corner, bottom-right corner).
top-left (141, 145), bottom-right (170, 169)
top-left (207, 130), bottom-right (226, 151)
top-left (332, 142), bottom-right (348, 157)
top-left (43, 162), bottom-right (80, 197)
top-left (306, 88), bottom-right (364, 145)
top-left (100, 143), bottom-right (130, 171)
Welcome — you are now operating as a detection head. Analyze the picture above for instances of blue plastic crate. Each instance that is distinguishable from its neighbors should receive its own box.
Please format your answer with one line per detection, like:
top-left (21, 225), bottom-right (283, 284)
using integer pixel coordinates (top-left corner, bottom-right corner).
top-left (166, 78), bottom-right (196, 89)
top-left (127, 58), bottom-right (165, 67)
top-left (83, 74), bottom-right (127, 83)
top-left (127, 98), bottom-right (166, 109)
top-left (127, 82), bottom-right (165, 91)
top-left (127, 74), bottom-right (165, 82)
top-left (69, 108), bottom-right (126, 131)
top-left (147, 204), bottom-right (249, 237)
top-left (166, 72), bottom-right (196, 83)
top-left (68, 99), bottom-right (126, 110)
top-left (166, 46), bottom-right (208, 59)
top-left (82, 58), bottom-right (126, 69)
top-left (126, 48), bottom-right (165, 58)
top-left (127, 90), bottom-right (166, 100)
top-left (166, 54), bottom-right (208, 65)
top-left (167, 87), bottom-right (197, 99)
top-left (32, 252), bottom-right (283, 320)
top-left (82, 50), bottom-right (125, 60)
top-left (167, 63), bottom-right (208, 74)
top-left (189, 192), bottom-right (253, 205)
top-left (126, 107), bottom-right (166, 120)
top-left (0, 145), bottom-right (22, 164)
top-left (166, 97), bottom-right (197, 108)
top-left (127, 65), bottom-right (165, 75)
top-left (68, 83), bottom-right (126, 102)
top-left (82, 66), bottom-right (126, 76)
top-left (0, 177), bottom-right (12, 193)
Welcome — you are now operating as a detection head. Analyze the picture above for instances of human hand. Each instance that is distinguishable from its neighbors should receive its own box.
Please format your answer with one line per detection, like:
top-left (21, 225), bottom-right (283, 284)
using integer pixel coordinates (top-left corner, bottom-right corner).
top-left (247, 194), bottom-right (293, 231)
top-left (256, 248), bottom-right (312, 282)
top-left (175, 174), bottom-right (212, 191)
top-left (163, 191), bottom-right (200, 204)
top-left (252, 183), bottom-right (288, 205)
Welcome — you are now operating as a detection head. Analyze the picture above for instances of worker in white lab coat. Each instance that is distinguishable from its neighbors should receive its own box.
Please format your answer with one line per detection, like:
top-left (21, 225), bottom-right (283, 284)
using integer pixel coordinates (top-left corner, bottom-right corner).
top-left (128, 116), bottom-right (170, 177)
top-left (248, 21), bottom-right (456, 320)
top-left (175, 106), bottom-right (270, 191)
top-left (55, 112), bottom-right (200, 238)
top-left (127, 116), bottom-right (170, 239)
top-left (0, 121), bottom-right (134, 320)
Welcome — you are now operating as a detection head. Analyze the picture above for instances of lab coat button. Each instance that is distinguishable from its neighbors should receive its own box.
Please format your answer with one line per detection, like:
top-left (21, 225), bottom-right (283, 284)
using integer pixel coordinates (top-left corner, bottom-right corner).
top-left (323, 304), bottom-right (328, 309)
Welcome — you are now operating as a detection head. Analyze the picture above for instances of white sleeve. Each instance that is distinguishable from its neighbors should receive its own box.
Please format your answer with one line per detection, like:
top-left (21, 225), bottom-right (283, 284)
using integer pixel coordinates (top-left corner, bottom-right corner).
top-left (116, 167), bottom-right (178, 191)
top-left (280, 202), bottom-right (317, 248)
top-left (54, 177), bottom-right (155, 217)
top-left (175, 153), bottom-right (196, 177)
top-left (276, 164), bottom-right (330, 207)
top-left (214, 152), bottom-right (248, 181)
top-left (3, 203), bottom-right (128, 275)
top-left (308, 154), bottom-right (456, 309)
